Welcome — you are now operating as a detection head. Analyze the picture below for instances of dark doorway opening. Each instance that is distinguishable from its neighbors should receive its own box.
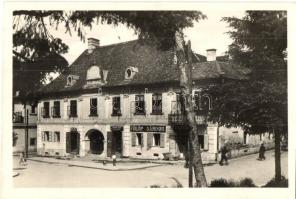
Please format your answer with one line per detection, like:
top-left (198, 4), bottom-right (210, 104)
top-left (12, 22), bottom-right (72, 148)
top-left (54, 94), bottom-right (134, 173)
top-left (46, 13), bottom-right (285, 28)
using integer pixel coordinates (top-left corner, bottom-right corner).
top-left (66, 131), bottom-right (80, 154)
top-left (88, 130), bottom-right (104, 155)
top-left (107, 131), bottom-right (122, 157)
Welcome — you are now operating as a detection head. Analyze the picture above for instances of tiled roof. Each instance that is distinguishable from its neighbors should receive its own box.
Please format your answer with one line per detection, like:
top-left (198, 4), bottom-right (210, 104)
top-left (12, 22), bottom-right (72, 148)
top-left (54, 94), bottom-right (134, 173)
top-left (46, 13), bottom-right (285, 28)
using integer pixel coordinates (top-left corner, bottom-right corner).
top-left (40, 39), bottom-right (249, 94)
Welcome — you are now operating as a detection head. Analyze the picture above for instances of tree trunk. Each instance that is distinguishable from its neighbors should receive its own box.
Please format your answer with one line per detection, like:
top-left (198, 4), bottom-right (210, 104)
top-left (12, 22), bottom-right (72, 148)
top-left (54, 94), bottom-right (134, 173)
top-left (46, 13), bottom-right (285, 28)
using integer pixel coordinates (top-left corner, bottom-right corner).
top-left (175, 30), bottom-right (207, 187)
top-left (274, 129), bottom-right (281, 182)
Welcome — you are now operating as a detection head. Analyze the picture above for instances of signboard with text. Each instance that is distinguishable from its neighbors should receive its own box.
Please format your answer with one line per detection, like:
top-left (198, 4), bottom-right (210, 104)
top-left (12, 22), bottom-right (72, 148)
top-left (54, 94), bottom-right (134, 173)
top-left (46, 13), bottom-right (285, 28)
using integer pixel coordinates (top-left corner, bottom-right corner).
top-left (130, 125), bottom-right (166, 132)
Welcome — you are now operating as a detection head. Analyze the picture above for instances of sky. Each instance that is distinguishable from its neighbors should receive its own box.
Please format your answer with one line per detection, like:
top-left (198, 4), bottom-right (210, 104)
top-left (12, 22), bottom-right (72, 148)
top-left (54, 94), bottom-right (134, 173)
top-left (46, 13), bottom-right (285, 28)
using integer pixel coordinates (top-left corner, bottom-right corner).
top-left (50, 10), bottom-right (246, 65)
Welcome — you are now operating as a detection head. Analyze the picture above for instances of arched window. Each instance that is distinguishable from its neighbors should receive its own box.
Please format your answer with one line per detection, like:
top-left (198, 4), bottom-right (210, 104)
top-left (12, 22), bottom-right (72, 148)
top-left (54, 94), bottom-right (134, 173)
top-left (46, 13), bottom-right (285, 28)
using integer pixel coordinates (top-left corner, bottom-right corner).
top-left (87, 65), bottom-right (101, 80)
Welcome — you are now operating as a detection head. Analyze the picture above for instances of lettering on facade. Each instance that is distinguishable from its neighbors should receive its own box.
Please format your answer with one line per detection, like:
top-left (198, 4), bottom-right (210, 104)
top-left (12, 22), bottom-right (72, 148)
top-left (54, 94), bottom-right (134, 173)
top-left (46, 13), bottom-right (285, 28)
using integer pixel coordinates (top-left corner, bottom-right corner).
top-left (130, 125), bottom-right (166, 132)
top-left (111, 126), bottom-right (123, 131)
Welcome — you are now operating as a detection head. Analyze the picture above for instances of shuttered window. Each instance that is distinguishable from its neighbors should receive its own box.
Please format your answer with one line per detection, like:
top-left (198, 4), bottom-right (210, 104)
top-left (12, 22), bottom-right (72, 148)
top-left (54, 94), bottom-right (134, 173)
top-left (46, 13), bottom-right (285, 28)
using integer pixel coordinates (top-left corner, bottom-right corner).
top-left (44, 131), bottom-right (50, 142)
top-left (53, 101), bottom-right (60, 117)
top-left (152, 93), bottom-right (162, 114)
top-left (135, 95), bottom-right (145, 115)
top-left (54, 131), bottom-right (60, 142)
top-left (160, 134), bottom-right (165, 148)
top-left (112, 96), bottom-right (121, 116)
top-left (198, 134), bottom-right (209, 150)
top-left (153, 134), bottom-right (160, 146)
top-left (43, 102), bottom-right (50, 118)
top-left (90, 98), bottom-right (98, 116)
top-left (70, 100), bottom-right (77, 117)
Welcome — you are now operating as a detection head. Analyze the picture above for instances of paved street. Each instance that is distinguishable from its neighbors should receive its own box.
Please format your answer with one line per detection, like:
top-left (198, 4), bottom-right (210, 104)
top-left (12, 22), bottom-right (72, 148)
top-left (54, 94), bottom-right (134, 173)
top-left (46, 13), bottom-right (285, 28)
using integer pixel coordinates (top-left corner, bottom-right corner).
top-left (13, 150), bottom-right (288, 187)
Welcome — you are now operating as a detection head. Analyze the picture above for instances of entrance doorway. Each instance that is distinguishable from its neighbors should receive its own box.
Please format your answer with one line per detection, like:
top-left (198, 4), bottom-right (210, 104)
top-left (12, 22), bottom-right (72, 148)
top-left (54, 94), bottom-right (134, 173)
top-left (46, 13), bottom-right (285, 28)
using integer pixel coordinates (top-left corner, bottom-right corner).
top-left (66, 130), bottom-right (80, 154)
top-left (85, 129), bottom-right (104, 155)
top-left (107, 131), bottom-right (122, 157)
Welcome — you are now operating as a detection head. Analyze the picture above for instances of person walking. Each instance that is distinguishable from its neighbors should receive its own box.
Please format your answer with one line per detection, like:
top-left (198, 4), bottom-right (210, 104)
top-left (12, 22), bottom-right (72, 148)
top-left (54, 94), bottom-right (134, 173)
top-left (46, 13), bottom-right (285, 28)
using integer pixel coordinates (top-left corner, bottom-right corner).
top-left (112, 154), bottom-right (117, 166)
top-left (258, 143), bottom-right (266, 160)
top-left (19, 151), bottom-right (25, 166)
top-left (219, 145), bottom-right (229, 166)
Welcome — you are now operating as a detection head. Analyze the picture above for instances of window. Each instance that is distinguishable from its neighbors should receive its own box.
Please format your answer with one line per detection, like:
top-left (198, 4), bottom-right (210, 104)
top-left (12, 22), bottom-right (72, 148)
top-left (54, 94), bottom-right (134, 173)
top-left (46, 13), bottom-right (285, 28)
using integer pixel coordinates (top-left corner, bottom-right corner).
top-left (131, 133), bottom-right (143, 147)
top-left (89, 98), bottom-right (98, 116)
top-left (31, 105), bottom-right (36, 114)
top-left (198, 135), bottom-right (204, 149)
top-left (135, 95), bottom-right (145, 115)
top-left (43, 102), bottom-right (50, 118)
top-left (136, 133), bottom-right (143, 146)
top-left (112, 96), bottom-right (121, 116)
top-left (193, 91), bottom-right (199, 110)
top-left (30, 138), bottom-right (36, 146)
top-left (198, 134), bottom-right (209, 150)
top-left (147, 133), bottom-right (165, 148)
top-left (153, 133), bottom-right (161, 146)
top-left (54, 132), bottom-right (60, 142)
top-left (69, 100), bottom-right (77, 117)
top-left (152, 93), bottom-right (162, 114)
top-left (43, 131), bottom-right (50, 142)
top-left (52, 101), bottom-right (60, 118)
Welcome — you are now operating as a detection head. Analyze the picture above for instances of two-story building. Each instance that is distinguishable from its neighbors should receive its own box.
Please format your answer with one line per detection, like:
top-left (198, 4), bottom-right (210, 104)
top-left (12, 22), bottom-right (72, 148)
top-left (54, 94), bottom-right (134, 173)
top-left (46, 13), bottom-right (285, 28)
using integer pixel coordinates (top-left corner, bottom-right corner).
top-left (13, 92), bottom-right (37, 154)
top-left (36, 38), bottom-right (273, 163)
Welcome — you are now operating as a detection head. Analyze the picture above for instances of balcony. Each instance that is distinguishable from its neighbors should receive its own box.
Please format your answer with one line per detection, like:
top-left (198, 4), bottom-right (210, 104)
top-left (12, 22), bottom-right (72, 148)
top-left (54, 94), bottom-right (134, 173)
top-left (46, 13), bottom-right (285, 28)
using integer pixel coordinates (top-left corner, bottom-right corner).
top-left (13, 113), bottom-right (24, 123)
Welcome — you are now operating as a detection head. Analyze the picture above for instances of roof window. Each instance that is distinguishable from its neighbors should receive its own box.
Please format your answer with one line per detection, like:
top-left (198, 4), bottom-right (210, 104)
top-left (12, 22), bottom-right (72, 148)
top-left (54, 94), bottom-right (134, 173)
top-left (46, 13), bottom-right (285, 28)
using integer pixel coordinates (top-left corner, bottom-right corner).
top-left (125, 66), bottom-right (138, 80)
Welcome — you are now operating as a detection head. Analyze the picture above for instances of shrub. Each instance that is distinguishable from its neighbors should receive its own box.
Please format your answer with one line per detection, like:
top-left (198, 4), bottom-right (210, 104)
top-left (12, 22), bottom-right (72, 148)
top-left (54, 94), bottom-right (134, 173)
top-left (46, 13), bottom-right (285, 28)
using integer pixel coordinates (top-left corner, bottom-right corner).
top-left (210, 178), bottom-right (257, 187)
top-left (238, 178), bottom-right (256, 187)
top-left (263, 176), bottom-right (288, 187)
top-left (210, 178), bottom-right (236, 187)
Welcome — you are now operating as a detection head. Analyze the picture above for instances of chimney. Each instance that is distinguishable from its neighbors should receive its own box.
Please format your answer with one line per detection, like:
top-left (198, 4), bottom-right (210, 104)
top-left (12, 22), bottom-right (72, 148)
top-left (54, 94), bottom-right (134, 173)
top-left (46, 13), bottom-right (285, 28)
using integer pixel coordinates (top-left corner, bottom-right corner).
top-left (206, 49), bottom-right (217, 61)
top-left (88, 38), bottom-right (100, 53)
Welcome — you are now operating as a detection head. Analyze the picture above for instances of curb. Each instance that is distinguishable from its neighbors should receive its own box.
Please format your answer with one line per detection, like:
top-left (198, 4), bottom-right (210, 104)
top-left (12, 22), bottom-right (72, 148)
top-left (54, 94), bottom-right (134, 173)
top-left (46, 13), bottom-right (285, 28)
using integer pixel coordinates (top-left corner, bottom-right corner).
top-left (27, 158), bottom-right (165, 171)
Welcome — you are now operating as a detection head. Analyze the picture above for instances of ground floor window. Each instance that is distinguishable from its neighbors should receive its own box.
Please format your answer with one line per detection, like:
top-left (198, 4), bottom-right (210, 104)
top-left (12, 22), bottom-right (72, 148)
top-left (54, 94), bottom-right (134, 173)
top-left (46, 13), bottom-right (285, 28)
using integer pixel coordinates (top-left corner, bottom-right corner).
top-left (30, 138), bottom-right (36, 145)
top-left (198, 134), bottom-right (209, 150)
top-left (153, 134), bottom-right (161, 146)
top-left (147, 133), bottom-right (165, 148)
top-left (54, 131), bottom-right (60, 142)
top-left (42, 131), bottom-right (50, 142)
top-left (132, 133), bottom-right (143, 146)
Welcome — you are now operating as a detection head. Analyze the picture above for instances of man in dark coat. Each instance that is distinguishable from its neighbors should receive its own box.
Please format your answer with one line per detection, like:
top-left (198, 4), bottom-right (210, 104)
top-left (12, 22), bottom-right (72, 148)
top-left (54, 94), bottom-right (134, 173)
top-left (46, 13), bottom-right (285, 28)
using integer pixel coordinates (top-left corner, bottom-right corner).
top-left (219, 145), bottom-right (229, 166)
top-left (258, 143), bottom-right (266, 160)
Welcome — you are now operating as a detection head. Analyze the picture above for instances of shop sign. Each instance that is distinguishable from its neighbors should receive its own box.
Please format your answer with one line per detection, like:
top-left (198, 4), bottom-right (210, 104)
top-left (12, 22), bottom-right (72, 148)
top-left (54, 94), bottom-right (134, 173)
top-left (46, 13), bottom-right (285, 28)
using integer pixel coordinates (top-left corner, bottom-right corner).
top-left (130, 125), bottom-right (166, 132)
top-left (111, 126), bottom-right (123, 131)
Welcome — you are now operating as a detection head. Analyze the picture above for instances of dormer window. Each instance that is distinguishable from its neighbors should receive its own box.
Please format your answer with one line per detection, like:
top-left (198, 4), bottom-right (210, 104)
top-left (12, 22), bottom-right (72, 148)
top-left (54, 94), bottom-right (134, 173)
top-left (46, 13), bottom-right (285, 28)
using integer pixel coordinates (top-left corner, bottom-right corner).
top-left (125, 66), bottom-right (138, 80)
top-left (87, 65), bottom-right (101, 81)
top-left (66, 75), bottom-right (79, 87)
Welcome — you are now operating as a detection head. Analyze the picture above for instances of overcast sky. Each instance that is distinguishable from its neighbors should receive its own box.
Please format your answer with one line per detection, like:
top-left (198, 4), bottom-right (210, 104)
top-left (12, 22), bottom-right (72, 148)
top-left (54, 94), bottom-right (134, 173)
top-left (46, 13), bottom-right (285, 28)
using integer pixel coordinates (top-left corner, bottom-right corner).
top-left (50, 10), bottom-right (246, 65)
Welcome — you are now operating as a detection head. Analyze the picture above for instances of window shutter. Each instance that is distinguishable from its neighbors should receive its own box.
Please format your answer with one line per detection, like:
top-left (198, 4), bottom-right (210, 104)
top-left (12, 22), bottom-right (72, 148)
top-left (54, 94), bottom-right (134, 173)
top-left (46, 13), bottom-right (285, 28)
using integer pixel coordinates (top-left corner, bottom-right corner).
top-left (49, 131), bottom-right (53, 142)
top-left (42, 132), bottom-right (45, 141)
top-left (147, 133), bottom-right (153, 148)
top-left (141, 133), bottom-right (144, 147)
top-left (131, 133), bottom-right (136, 146)
top-left (160, 133), bottom-right (165, 148)
top-left (66, 132), bottom-right (71, 153)
top-left (204, 134), bottom-right (209, 151)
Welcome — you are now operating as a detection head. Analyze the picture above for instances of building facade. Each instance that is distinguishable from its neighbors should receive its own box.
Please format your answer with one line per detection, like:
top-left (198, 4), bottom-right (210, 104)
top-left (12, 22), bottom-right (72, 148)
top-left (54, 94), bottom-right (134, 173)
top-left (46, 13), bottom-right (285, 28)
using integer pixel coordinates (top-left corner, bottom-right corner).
top-left (37, 38), bottom-right (273, 163)
top-left (13, 94), bottom-right (37, 154)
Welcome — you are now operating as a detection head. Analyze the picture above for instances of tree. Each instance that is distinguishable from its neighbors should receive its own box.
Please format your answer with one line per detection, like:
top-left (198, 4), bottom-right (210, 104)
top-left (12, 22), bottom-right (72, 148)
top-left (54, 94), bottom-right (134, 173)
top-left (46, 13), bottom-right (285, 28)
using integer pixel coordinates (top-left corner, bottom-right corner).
top-left (13, 11), bottom-right (208, 187)
top-left (208, 11), bottom-right (287, 182)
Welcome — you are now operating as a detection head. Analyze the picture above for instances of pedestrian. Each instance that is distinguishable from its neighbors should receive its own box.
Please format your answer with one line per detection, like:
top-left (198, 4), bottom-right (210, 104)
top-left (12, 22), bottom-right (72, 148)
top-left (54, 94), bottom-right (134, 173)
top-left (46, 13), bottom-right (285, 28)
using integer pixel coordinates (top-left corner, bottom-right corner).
top-left (112, 154), bottom-right (117, 166)
top-left (19, 151), bottom-right (25, 166)
top-left (258, 143), bottom-right (266, 160)
top-left (219, 145), bottom-right (229, 166)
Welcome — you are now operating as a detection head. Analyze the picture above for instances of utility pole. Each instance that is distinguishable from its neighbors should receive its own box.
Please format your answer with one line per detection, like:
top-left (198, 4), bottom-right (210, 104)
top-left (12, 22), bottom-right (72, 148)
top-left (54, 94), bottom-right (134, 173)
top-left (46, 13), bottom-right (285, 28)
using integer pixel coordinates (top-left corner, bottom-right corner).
top-left (25, 109), bottom-right (29, 158)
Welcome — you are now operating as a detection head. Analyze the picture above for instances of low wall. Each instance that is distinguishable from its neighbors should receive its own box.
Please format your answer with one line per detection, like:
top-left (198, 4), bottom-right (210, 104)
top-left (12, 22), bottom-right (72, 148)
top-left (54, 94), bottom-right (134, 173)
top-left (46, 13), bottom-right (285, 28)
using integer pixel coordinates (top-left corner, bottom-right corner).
top-left (228, 142), bottom-right (274, 159)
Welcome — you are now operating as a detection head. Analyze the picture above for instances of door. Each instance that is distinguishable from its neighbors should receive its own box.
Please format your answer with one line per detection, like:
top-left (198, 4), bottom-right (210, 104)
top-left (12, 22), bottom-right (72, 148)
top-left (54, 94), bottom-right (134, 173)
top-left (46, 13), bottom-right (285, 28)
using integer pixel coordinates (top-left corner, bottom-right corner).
top-left (66, 131), bottom-right (80, 154)
top-left (113, 131), bottom-right (122, 154)
top-left (107, 131), bottom-right (113, 157)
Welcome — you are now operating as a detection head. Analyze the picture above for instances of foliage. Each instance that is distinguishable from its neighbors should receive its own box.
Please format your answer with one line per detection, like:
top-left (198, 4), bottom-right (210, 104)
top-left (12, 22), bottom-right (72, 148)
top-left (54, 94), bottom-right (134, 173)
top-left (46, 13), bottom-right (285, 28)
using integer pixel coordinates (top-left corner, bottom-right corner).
top-left (210, 178), bottom-right (256, 187)
top-left (208, 11), bottom-right (287, 135)
top-left (263, 176), bottom-right (288, 187)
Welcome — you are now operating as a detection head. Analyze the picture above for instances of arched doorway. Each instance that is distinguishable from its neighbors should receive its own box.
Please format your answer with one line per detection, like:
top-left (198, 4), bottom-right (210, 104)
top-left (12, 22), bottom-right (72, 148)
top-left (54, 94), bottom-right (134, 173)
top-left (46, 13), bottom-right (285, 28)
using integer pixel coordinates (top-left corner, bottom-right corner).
top-left (85, 129), bottom-right (104, 155)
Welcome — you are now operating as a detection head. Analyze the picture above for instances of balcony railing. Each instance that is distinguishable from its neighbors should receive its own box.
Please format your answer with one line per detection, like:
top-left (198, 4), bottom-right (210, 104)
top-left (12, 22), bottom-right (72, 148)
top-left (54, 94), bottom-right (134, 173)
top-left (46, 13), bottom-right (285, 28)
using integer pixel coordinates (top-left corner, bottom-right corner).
top-left (13, 114), bottom-right (24, 123)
